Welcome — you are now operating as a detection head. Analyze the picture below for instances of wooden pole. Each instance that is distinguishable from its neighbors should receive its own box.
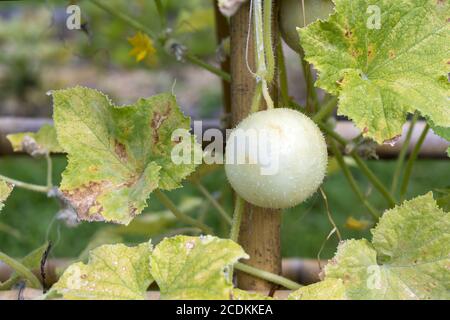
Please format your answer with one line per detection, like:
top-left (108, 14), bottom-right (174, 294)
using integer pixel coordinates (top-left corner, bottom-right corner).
top-left (213, 0), bottom-right (232, 125)
top-left (230, 0), bottom-right (282, 291)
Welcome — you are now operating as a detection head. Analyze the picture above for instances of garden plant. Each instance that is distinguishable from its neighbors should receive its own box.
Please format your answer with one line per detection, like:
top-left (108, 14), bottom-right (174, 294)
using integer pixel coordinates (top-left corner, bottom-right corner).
top-left (0, 0), bottom-right (449, 301)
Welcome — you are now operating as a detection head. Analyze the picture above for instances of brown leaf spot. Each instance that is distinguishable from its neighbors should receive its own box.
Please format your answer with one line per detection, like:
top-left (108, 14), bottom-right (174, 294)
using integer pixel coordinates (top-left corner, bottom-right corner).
top-left (367, 44), bottom-right (375, 61)
top-left (63, 181), bottom-right (112, 222)
top-left (388, 50), bottom-right (396, 59)
top-left (344, 29), bottom-right (353, 38)
top-left (114, 140), bottom-right (128, 162)
top-left (88, 165), bottom-right (99, 174)
top-left (151, 102), bottom-right (172, 144)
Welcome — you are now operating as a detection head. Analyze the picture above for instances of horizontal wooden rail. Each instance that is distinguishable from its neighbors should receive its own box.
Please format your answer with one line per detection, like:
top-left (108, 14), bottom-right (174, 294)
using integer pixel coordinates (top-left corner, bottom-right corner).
top-left (0, 117), bottom-right (448, 158)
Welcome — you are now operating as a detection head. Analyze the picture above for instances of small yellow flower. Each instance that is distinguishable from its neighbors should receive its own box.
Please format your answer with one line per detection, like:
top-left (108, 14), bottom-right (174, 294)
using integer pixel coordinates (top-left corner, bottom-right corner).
top-left (128, 31), bottom-right (157, 63)
top-left (345, 216), bottom-right (371, 231)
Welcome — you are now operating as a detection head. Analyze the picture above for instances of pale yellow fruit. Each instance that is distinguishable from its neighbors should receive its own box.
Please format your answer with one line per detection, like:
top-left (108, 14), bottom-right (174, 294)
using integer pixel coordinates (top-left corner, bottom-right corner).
top-left (225, 108), bottom-right (328, 209)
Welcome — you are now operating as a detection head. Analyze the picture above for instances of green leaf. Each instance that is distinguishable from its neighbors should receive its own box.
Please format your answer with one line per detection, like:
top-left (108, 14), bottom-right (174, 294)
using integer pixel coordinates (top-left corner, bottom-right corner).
top-left (431, 125), bottom-right (450, 157)
top-left (52, 86), bottom-right (199, 224)
top-left (1, 243), bottom-right (49, 289)
top-left (299, 0), bottom-right (450, 143)
top-left (231, 289), bottom-right (273, 300)
top-left (289, 279), bottom-right (347, 300)
top-left (7, 124), bottom-right (63, 156)
top-left (322, 193), bottom-right (450, 299)
top-left (0, 180), bottom-right (13, 212)
top-left (151, 235), bottom-right (248, 300)
top-left (435, 188), bottom-right (450, 211)
top-left (53, 242), bottom-right (153, 300)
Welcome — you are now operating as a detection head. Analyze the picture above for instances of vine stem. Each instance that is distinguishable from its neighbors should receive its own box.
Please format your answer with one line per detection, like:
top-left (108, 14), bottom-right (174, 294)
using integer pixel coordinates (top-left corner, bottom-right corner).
top-left (262, 0), bottom-right (274, 83)
top-left (253, 0), bottom-right (274, 110)
top-left (328, 139), bottom-right (380, 220)
top-left (301, 58), bottom-right (318, 114)
top-left (313, 96), bottom-right (338, 122)
top-left (185, 54), bottom-right (231, 82)
top-left (319, 123), bottom-right (396, 208)
top-left (277, 39), bottom-right (290, 107)
top-left (90, 0), bottom-right (230, 82)
top-left (0, 252), bottom-right (42, 289)
top-left (250, 81), bottom-right (263, 113)
top-left (399, 123), bottom-right (430, 201)
top-left (234, 262), bottom-right (302, 290)
top-left (154, 0), bottom-right (167, 29)
top-left (0, 174), bottom-right (49, 193)
top-left (45, 153), bottom-right (53, 188)
top-left (228, 196), bottom-right (244, 282)
top-left (229, 196), bottom-right (244, 242)
top-left (391, 113), bottom-right (419, 195)
top-left (154, 190), bottom-right (214, 235)
top-left (351, 154), bottom-right (396, 208)
top-left (192, 180), bottom-right (232, 225)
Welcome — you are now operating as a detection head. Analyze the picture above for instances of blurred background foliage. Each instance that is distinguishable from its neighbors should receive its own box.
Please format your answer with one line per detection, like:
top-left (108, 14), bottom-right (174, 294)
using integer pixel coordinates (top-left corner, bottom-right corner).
top-left (0, 0), bottom-right (449, 263)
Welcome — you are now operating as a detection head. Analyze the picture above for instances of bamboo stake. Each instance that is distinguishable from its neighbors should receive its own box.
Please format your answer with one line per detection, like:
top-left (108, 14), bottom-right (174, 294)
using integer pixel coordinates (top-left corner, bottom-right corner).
top-left (230, 0), bottom-right (282, 291)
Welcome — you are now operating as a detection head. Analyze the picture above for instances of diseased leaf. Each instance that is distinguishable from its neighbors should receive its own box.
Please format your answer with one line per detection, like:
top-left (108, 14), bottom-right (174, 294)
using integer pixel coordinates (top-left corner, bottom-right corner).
top-left (0, 180), bottom-right (13, 212)
top-left (299, 0), bottom-right (450, 143)
top-left (321, 193), bottom-right (450, 300)
top-left (52, 86), bottom-right (199, 225)
top-left (289, 279), bottom-right (347, 300)
top-left (7, 124), bottom-right (63, 156)
top-left (53, 242), bottom-right (153, 300)
top-left (151, 235), bottom-right (248, 300)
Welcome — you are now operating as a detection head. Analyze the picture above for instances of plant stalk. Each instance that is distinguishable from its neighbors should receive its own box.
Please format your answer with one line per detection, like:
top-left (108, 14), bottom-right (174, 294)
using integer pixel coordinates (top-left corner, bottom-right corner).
top-left (0, 252), bottom-right (42, 289)
top-left (192, 180), bottom-right (232, 225)
top-left (0, 174), bottom-right (49, 193)
top-left (154, 190), bottom-right (214, 235)
top-left (399, 123), bottom-right (430, 201)
top-left (229, 196), bottom-right (244, 242)
top-left (313, 96), bottom-right (338, 122)
top-left (329, 140), bottom-right (380, 220)
top-left (45, 153), bottom-right (53, 188)
top-left (319, 123), bottom-right (396, 208)
top-left (277, 38), bottom-right (290, 107)
top-left (391, 113), bottom-right (419, 195)
top-left (234, 262), bottom-right (301, 290)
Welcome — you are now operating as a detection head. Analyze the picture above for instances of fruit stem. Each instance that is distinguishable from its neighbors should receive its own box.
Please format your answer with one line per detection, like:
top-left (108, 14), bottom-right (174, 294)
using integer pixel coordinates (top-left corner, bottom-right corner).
top-left (263, 0), bottom-right (275, 83)
top-left (253, 0), bottom-right (274, 109)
